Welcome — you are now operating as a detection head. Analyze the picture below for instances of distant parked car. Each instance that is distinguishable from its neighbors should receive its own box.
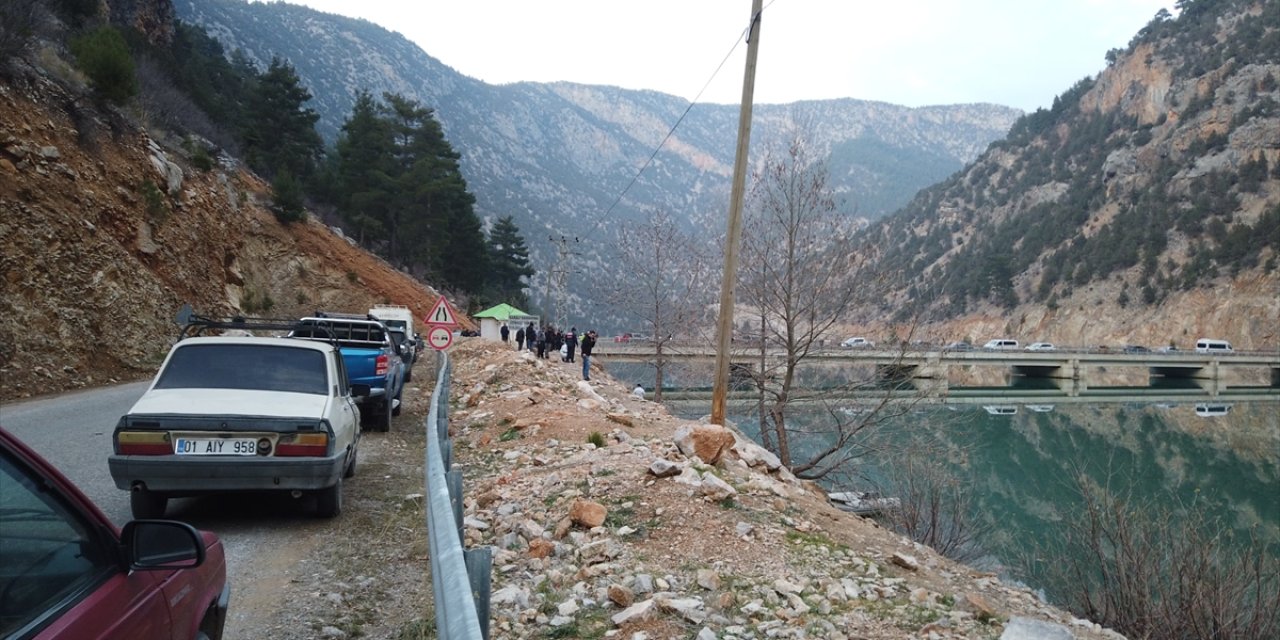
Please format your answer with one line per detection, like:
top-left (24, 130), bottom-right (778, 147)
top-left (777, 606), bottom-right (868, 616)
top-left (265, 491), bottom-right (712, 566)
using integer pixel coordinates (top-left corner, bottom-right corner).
top-left (983, 339), bottom-right (1019, 350)
top-left (1, 428), bottom-right (229, 640)
top-left (944, 341), bottom-right (972, 352)
top-left (841, 337), bottom-right (874, 348)
top-left (1025, 342), bottom-right (1056, 352)
top-left (1155, 345), bottom-right (1179, 353)
top-left (1123, 345), bottom-right (1150, 354)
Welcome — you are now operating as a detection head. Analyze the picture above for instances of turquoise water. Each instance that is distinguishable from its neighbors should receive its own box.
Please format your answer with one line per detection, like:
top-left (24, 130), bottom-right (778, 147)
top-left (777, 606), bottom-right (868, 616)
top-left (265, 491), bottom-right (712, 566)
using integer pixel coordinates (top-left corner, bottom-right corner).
top-left (613, 361), bottom-right (1280, 600)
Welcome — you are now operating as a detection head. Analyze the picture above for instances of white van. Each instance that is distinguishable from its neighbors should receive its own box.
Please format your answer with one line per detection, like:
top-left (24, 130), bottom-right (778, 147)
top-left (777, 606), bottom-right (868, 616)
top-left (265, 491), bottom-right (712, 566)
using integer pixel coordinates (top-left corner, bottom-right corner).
top-left (983, 339), bottom-right (1019, 350)
top-left (1194, 338), bottom-right (1233, 354)
top-left (370, 304), bottom-right (419, 364)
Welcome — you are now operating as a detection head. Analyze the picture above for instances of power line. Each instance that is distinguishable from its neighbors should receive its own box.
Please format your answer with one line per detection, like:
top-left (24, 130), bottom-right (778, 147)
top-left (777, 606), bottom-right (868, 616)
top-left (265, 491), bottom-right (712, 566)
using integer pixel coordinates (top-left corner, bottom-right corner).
top-left (581, 0), bottom-right (778, 243)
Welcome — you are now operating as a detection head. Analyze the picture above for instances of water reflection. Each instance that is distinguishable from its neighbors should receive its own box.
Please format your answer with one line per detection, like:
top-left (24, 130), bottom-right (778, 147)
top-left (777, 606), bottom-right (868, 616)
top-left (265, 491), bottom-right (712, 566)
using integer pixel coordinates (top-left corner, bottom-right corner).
top-left (621, 357), bottom-right (1280, 602)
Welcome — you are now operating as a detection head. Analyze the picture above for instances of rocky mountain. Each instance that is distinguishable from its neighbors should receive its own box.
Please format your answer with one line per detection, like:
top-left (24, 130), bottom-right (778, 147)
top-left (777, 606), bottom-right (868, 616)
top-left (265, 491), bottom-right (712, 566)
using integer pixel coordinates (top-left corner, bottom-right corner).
top-left (171, 0), bottom-right (1019, 313)
top-left (859, 0), bottom-right (1279, 350)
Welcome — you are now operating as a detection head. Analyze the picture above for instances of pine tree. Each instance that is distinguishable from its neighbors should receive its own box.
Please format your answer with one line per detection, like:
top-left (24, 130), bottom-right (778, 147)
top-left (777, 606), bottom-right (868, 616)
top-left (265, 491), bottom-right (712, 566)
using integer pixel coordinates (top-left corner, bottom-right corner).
top-left (332, 92), bottom-right (487, 294)
top-left (485, 215), bottom-right (536, 307)
top-left (242, 57), bottom-right (322, 180)
top-left (334, 90), bottom-right (393, 244)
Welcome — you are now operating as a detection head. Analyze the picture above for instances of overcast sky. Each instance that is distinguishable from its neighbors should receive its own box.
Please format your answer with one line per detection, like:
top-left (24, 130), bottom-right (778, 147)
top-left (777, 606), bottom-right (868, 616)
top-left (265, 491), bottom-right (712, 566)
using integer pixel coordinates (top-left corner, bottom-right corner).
top-left (264, 0), bottom-right (1172, 112)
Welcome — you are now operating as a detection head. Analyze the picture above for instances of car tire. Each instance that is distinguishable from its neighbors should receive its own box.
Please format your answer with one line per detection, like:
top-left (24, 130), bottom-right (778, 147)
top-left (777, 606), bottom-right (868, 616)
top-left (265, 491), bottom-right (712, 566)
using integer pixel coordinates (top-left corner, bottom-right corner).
top-left (404, 368), bottom-right (412, 383)
top-left (130, 488), bottom-right (167, 519)
top-left (343, 445), bottom-right (357, 479)
top-left (316, 479), bottom-right (342, 518)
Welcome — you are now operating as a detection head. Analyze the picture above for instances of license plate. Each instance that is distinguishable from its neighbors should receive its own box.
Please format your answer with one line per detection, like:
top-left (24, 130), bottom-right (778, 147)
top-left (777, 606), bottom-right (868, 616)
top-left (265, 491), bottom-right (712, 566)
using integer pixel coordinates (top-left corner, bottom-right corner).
top-left (174, 437), bottom-right (258, 456)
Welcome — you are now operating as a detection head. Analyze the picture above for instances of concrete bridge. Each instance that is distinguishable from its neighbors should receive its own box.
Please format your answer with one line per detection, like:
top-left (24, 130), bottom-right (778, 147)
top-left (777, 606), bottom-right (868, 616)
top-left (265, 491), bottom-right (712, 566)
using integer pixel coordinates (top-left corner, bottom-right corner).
top-left (597, 343), bottom-right (1280, 391)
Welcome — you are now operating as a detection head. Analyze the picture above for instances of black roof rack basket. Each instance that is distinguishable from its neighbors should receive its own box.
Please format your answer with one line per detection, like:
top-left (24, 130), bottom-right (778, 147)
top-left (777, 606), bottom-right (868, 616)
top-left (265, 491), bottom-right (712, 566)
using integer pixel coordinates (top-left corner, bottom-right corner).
top-left (178, 313), bottom-right (332, 341)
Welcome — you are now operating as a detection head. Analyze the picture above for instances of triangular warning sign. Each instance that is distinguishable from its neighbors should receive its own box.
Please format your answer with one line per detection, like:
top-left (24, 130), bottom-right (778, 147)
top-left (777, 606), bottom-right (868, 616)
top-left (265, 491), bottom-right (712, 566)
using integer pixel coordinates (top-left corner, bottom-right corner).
top-left (425, 296), bottom-right (458, 326)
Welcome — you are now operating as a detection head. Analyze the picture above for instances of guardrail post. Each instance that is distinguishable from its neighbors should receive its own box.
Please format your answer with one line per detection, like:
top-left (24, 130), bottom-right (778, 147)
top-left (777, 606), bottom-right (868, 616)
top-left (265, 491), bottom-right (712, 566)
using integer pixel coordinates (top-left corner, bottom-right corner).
top-left (465, 547), bottom-right (493, 639)
top-left (448, 468), bottom-right (464, 543)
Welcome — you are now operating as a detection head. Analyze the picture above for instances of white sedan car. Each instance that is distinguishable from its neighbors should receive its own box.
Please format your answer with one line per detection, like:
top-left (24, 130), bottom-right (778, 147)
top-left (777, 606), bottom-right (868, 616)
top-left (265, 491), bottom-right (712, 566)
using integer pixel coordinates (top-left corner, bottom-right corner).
top-left (841, 337), bottom-right (874, 348)
top-left (1025, 342), bottom-right (1057, 352)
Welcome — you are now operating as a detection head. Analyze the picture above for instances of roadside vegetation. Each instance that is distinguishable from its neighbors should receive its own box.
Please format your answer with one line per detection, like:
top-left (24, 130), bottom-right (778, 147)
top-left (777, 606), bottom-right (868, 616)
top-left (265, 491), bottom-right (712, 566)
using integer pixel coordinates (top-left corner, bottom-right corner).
top-left (1024, 473), bottom-right (1280, 640)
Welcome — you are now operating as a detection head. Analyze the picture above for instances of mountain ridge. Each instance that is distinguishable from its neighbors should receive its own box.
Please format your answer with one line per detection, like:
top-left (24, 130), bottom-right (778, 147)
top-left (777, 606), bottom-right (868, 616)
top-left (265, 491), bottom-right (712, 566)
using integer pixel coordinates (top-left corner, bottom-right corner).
top-left (171, 0), bottom-right (1021, 315)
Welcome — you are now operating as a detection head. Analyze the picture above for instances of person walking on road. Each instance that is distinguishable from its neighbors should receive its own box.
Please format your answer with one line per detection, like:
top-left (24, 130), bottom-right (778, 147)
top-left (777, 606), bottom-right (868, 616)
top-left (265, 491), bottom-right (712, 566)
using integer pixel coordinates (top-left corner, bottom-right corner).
top-left (580, 330), bottom-right (597, 381)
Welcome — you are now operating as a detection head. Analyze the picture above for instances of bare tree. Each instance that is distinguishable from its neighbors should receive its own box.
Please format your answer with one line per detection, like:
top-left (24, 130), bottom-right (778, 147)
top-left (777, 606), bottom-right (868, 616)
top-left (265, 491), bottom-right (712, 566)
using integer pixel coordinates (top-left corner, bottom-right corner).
top-left (1025, 470), bottom-right (1280, 640)
top-left (869, 432), bottom-right (991, 563)
top-left (605, 210), bottom-right (712, 401)
top-left (737, 128), bottom-right (878, 477)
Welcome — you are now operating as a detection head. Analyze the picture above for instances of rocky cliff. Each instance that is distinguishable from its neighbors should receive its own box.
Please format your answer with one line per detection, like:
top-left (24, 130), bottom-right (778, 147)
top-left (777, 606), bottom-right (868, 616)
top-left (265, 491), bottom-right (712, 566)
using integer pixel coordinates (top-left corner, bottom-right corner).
top-left (0, 71), bottom-right (452, 401)
top-left (859, 0), bottom-right (1279, 350)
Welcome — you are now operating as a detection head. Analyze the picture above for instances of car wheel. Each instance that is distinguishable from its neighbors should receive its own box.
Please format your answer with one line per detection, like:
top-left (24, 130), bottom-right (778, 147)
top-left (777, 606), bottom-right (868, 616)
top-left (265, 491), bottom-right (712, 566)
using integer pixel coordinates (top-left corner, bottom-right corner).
top-left (404, 368), bottom-right (412, 383)
top-left (130, 487), bottom-right (167, 519)
top-left (316, 479), bottom-right (342, 518)
top-left (343, 445), bottom-right (357, 479)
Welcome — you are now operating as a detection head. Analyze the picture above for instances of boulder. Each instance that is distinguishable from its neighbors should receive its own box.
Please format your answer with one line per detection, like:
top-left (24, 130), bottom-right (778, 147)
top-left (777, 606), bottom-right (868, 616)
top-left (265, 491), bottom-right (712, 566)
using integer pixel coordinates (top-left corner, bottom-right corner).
top-left (569, 498), bottom-right (607, 528)
top-left (673, 423), bottom-right (735, 464)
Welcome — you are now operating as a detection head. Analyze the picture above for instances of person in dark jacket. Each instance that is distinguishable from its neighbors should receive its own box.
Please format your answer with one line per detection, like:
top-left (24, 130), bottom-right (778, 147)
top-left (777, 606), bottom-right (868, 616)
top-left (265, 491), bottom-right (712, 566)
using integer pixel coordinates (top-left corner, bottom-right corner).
top-left (500, 323), bottom-right (509, 344)
top-left (564, 327), bottom-right (577, 363)
top-left (515, 326), bottom-right (525, 350)
top-left (580, 330), bottom-right (597, 380)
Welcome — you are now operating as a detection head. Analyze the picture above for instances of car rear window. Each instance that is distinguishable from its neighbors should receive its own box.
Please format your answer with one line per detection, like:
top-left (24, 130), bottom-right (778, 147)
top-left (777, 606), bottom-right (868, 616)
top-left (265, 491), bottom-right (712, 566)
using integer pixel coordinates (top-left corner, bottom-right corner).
top-left (155, 344), bottom-right (328, 394)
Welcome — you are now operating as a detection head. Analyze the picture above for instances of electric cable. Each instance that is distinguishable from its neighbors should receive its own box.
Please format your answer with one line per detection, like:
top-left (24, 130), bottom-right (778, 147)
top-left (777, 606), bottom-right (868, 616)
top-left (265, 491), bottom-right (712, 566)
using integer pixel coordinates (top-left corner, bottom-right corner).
top-left (581, 0), bottom-right (776, 243)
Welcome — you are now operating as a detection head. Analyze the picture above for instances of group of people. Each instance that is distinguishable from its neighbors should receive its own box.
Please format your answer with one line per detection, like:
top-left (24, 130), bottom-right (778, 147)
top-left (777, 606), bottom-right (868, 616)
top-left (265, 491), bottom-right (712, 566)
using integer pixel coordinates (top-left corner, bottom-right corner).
top-left (500, 323), bottom-right (598, 380)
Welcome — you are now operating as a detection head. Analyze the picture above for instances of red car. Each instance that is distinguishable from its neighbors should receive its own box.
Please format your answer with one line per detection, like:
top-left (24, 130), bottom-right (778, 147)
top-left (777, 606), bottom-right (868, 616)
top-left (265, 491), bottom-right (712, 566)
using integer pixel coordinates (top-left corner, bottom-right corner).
top-left (0, 428), bottom-right (229, 640)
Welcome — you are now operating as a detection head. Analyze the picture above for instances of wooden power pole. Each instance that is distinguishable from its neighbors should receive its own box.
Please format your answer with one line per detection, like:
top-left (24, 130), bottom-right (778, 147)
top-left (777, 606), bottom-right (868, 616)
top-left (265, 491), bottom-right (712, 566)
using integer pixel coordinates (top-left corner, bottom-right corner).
top-left (711, 0), bottom-right (763, 425)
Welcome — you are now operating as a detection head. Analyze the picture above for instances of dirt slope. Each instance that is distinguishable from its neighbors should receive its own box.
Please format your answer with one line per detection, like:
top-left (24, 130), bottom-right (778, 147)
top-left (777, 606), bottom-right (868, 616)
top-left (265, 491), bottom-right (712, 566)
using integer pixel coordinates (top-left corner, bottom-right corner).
top-left (0, 69), bottom-right (468, 402)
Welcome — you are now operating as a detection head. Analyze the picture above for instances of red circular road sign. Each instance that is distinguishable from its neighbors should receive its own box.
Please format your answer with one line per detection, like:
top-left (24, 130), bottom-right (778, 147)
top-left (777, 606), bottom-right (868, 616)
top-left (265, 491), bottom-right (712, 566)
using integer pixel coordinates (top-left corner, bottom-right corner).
top-left (426, 325), bottom-right (454, 351)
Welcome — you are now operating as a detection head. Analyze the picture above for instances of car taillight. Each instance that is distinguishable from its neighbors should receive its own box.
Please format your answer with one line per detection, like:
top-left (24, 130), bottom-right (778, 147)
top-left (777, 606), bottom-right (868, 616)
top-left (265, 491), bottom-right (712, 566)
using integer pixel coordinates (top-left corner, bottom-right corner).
top-left (117, 431), bottom-right (171, 455)
top-left (276, 432), bottom-right (330, 456)
top-left (375, 354), bottom-right (389, 376)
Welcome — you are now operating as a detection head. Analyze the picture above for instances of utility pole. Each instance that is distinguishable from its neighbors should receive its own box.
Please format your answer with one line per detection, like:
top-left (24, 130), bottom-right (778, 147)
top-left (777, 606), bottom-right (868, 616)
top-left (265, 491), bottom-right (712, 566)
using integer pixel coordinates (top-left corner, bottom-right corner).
top-left (711, 0), bottom-right (762, 426)
top-left (548, 235), bottom-right (580, 329)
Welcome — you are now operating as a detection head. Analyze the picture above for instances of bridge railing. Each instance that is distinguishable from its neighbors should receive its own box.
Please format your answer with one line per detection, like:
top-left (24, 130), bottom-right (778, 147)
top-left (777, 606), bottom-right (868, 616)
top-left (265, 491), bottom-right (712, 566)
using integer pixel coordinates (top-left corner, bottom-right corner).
top-left (425, 351), bottom-right (492, 639)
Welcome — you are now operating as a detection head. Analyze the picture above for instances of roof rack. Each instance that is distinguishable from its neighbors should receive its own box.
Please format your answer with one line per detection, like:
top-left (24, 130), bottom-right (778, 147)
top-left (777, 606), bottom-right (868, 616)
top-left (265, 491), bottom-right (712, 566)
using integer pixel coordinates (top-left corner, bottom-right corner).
top-left (311, 310), bottom-right (383, 323)
top-left (178, 313), bottom-right (324, 340)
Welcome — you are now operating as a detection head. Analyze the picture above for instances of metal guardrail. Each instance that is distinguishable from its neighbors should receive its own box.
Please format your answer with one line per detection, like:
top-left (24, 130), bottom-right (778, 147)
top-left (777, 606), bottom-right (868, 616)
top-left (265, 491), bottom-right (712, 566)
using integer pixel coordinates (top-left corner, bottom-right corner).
top-left (425, 351), bottom-right (492, 639)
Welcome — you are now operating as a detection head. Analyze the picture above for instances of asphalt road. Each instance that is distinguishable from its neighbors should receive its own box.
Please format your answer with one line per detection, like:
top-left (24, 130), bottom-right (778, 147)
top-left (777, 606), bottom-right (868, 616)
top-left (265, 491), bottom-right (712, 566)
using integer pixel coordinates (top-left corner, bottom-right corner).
top-left (1, 381), bottom-right (149, 525)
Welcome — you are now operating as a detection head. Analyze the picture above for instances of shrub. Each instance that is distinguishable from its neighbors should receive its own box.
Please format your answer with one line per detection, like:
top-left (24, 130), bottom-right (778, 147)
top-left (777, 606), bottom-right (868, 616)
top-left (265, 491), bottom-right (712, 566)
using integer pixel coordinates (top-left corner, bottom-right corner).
top-left (586, 431), bottom-right (605, 448)
top-left (271, 168), bottom-right (306, 223)
top-left (141, 180), bottom-right (166, 220)
top-left (69, 26), bottom-right (137, 105)
top-left (1027, 475), bottom-right (1280, 639)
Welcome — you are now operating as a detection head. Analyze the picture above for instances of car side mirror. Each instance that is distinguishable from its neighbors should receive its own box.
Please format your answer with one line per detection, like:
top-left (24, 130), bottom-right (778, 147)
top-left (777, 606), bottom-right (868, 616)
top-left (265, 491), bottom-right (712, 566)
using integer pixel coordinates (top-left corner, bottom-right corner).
top-left (350, 383), bottom-right (372, 398)
top-left (121, 520), bottom-right (204, 570)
